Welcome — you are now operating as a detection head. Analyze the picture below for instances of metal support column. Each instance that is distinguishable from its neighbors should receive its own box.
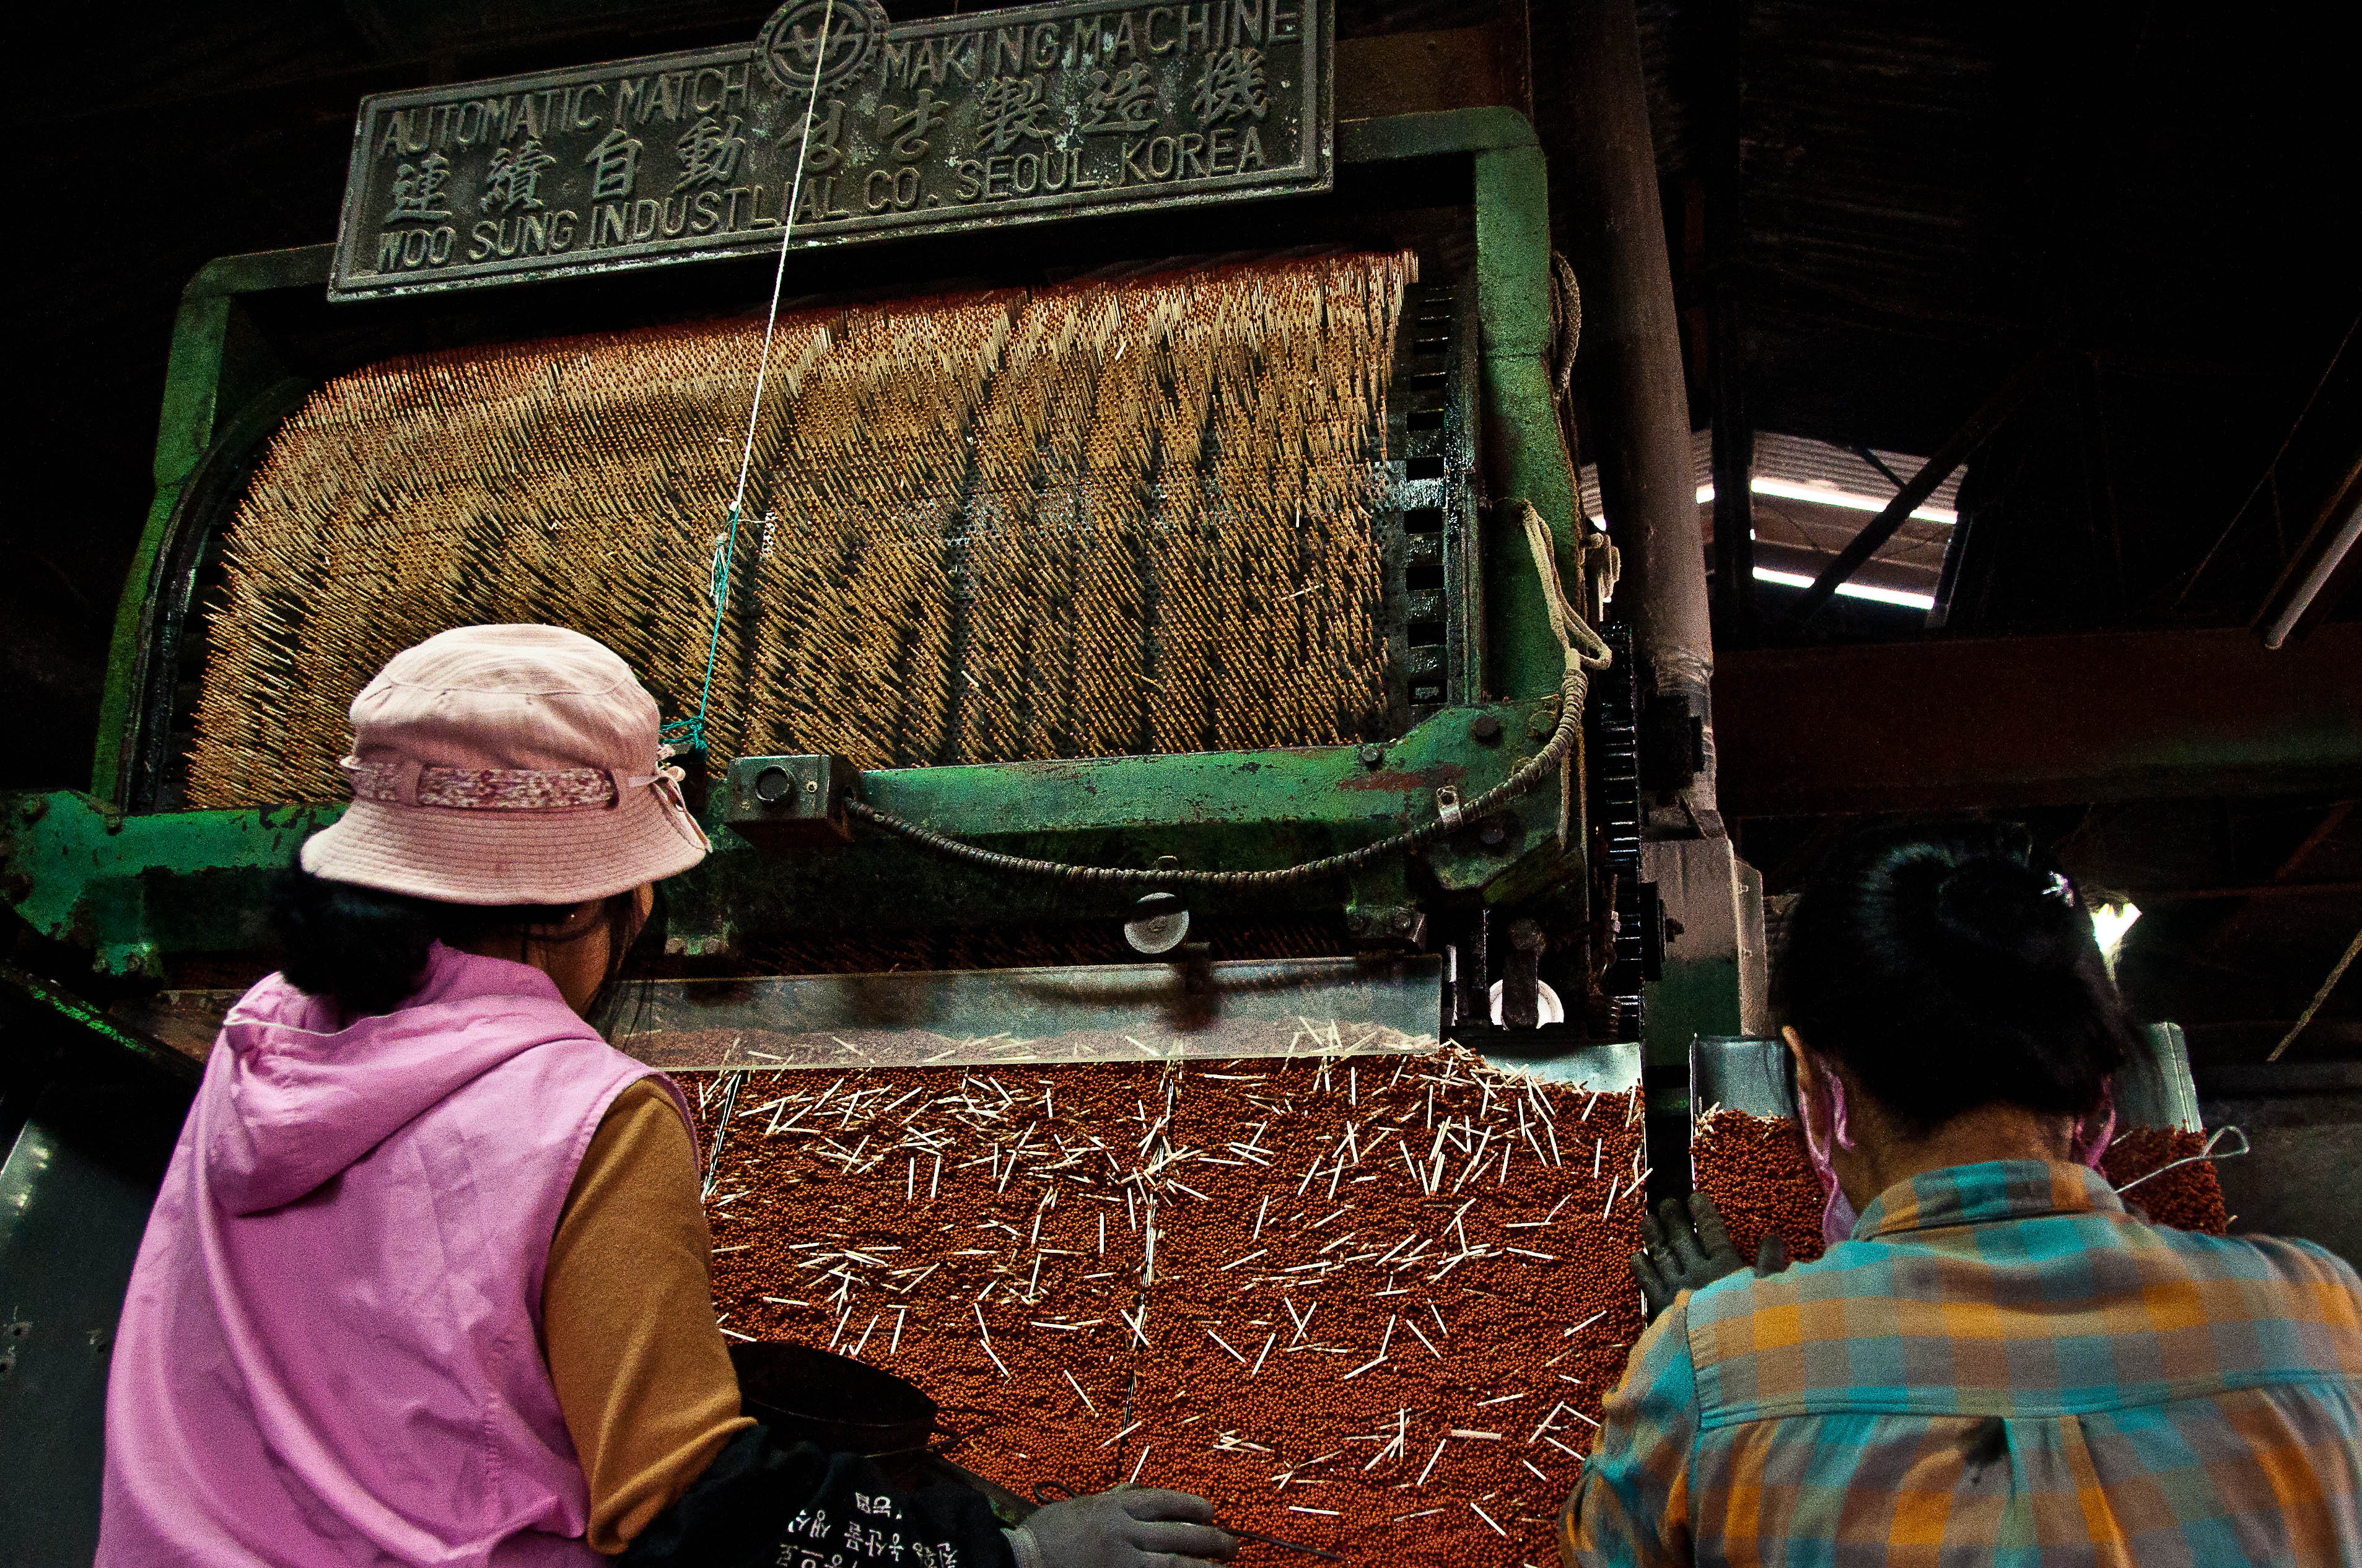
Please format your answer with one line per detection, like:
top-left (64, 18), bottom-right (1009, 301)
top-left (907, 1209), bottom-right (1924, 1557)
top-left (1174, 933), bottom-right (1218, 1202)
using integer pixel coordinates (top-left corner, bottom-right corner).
top-left (1537, 0), bottom-right (1763, 1061)
top-left (1541, 0), bottom-right (1720, 832)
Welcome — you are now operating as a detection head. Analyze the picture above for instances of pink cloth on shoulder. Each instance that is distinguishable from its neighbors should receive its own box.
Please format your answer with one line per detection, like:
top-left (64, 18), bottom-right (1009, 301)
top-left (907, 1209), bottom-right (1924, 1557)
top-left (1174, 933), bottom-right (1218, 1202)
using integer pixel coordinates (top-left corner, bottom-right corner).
top-left (99, 943), bottom-right (689, 1567)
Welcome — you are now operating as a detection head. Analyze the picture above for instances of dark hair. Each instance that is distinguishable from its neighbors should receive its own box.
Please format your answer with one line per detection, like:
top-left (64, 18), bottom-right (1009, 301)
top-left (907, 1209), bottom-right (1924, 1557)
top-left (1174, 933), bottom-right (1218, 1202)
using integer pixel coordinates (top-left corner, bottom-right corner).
top-left (268, 866), bottom-right (653, 1022)
top-left (1774, 819), bottom-right (2135, 1135)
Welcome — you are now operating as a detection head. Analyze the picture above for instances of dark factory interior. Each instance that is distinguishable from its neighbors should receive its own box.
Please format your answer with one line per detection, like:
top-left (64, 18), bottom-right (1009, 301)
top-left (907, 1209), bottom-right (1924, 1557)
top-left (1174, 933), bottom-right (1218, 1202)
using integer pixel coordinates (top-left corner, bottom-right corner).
top-left (7, 2), bottom-right (2358, 1563)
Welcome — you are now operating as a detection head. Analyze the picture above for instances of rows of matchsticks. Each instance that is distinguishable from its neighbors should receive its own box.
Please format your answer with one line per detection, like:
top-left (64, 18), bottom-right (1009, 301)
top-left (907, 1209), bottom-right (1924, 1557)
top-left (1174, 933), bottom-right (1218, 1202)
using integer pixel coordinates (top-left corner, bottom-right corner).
top-left (689, 1047), bottom-right (1650, 1564)
top-left (188, 251), bottom-right (1416, 806)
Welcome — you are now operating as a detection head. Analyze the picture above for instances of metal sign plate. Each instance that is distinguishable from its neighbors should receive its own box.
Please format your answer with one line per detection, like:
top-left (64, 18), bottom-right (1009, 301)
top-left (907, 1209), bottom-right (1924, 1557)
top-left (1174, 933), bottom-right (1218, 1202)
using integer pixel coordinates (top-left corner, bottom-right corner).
top-left (330, 0), bottom-right (1331, 301)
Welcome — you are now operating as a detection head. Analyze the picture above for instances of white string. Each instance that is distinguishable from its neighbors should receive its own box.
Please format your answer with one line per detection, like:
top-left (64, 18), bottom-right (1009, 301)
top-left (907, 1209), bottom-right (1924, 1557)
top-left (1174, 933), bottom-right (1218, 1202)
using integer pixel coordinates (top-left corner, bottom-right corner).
top-left (2112, 1123), bottom-right (2251, 1195)
top-left (727, 0), bottom-right (835, 529)
top-left (1516, 501), bottom-right (1613, 671)
top-left (2268, 922), bottom-right (2362, 1061)
top-left (1515, 501), bottom-right (1611, 850)
top-left (671, 0), bottom-right (836, 750)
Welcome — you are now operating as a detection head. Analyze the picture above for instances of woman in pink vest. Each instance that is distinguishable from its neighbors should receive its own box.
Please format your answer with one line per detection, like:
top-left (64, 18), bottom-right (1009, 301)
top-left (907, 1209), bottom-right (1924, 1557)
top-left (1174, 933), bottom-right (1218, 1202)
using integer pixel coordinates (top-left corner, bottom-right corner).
top-left (98, 624), bottom-right (1231, 1568)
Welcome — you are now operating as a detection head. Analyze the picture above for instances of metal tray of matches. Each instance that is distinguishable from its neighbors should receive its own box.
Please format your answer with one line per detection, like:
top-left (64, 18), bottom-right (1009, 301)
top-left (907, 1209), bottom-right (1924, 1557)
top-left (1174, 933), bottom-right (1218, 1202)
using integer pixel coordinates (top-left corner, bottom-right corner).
top-left (694, 1047), bottom-right (1653, 1561)
top-left (1688, 1037), bottom-right (1795, 1127)
top-left (1474, 1040), bottom-right (1643, 1095)
top-left (2116, 1024), bottom-right (2201, 1133)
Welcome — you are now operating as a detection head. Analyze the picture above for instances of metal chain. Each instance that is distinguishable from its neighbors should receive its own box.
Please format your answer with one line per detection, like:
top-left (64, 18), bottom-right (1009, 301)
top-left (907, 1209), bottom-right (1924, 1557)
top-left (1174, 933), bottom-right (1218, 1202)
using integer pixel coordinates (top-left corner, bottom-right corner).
top-left (844, 664), bottom-right (1593, 888)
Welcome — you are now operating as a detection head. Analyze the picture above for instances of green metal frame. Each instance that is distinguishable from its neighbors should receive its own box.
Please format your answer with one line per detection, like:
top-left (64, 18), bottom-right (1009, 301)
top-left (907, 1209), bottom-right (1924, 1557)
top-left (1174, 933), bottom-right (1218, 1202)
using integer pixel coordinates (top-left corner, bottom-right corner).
top-left (1, 960), bottom-right (199, 1081)
top-left (12, 110), bottom-right (1588, 974)
top-left (97, 246), bottom-right (325, 809)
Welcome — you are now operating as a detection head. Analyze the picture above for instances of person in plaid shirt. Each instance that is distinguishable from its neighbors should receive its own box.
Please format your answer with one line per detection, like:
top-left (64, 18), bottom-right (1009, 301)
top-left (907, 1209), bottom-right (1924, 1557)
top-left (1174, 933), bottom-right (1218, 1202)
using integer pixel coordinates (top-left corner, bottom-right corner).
top-left (1559, 821), bottom-right (2362, 1566)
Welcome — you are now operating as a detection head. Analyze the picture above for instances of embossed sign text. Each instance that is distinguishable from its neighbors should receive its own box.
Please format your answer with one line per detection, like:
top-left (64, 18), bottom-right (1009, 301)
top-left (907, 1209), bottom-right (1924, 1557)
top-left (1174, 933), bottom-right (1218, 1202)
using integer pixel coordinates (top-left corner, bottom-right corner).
top-left (331, 0), bottom-right (1330, 300)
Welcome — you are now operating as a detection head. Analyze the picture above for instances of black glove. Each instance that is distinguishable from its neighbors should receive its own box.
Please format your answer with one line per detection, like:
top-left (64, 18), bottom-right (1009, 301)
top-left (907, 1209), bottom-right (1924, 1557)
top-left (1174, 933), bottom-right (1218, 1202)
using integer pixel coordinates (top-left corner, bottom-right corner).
top-left (621, 1424), bottom-right (1017, 1568)
top-left (1631, 1192), bottom-right (1789, 1320)
top-left (1008, 1489), bottom-right (1235, 1568)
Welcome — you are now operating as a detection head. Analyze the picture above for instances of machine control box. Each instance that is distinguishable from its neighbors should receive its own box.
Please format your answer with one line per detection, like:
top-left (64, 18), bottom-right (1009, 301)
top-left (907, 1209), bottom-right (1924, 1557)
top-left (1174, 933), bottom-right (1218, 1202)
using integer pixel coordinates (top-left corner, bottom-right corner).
top-left (727, 754), bottom-right (859, 848)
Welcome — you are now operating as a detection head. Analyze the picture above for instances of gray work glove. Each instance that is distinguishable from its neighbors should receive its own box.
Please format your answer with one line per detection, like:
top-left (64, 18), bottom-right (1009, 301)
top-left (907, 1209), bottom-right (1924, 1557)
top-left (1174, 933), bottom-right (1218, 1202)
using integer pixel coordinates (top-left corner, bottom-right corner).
top-left (1007, 1489), bottom-right (1236, 1568)
top-left (1631, 1191), bottom-right (1789, 1321)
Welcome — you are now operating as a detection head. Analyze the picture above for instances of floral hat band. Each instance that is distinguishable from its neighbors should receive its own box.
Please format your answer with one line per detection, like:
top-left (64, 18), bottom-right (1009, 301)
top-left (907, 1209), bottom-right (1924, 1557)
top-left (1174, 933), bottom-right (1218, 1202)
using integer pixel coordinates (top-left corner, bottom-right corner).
top-left (341, 756), bottom-right (693, 814)
top-left (299, 625), bottom-right (713, 906)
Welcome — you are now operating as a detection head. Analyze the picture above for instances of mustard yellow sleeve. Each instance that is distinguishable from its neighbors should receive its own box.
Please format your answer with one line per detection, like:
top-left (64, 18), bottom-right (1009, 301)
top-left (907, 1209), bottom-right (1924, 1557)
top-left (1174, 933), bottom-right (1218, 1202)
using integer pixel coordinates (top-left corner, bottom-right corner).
top-left (543, 1077), bottom-right (755, 1553)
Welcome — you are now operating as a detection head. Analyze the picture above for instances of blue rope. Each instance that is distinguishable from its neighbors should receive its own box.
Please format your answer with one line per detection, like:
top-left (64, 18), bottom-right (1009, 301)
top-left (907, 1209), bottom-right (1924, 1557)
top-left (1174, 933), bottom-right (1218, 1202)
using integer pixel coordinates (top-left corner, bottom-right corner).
top-left (662, 0), bottom-right (836, 757)
top-left (660, 522), bottom-right (746, 752)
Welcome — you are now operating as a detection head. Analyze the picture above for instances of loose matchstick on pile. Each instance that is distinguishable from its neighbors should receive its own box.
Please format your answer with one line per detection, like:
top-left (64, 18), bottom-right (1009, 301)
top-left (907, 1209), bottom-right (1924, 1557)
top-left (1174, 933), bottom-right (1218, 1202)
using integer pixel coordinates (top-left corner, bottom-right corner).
top-left (694, 1047), bottom-right (1647, 1565)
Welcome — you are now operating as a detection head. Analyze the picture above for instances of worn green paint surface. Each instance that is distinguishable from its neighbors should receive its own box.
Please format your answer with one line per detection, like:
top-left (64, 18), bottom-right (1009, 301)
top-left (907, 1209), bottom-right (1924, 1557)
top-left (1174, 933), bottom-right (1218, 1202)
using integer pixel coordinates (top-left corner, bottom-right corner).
top-left (95, 247), bottom-right (328, 803)
top-left (1471, 136), bottom-right (1584, 705)
top-left (2, 794), bottom-right (340, 975)
top-left (0, 962), bottom-right (200, 1082)
top-left (46, 111), bottom-right (1593, 972)
top-left (11, 699), bottom-right (1568, 962)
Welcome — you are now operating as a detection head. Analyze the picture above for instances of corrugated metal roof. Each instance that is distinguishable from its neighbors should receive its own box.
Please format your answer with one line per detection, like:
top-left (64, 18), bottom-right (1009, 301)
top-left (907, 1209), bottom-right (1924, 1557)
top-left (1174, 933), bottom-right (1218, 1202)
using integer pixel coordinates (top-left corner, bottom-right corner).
top-left (1578, 430), bottom-right (1959, 514)
top-left (1579, 429), bottom-right (1957, 602)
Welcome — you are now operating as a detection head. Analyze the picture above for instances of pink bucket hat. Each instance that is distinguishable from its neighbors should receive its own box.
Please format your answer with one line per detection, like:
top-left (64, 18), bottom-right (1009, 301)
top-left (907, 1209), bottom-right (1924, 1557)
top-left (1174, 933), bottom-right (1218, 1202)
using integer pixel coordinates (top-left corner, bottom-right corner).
top-left (299, 624), bottom-right (711, 905)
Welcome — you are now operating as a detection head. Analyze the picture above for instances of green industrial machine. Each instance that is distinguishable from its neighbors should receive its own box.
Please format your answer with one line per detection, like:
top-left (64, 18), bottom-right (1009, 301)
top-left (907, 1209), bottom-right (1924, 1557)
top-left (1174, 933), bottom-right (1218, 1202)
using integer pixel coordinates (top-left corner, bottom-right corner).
top-left (6, 103), bottom-right (1670, 1064)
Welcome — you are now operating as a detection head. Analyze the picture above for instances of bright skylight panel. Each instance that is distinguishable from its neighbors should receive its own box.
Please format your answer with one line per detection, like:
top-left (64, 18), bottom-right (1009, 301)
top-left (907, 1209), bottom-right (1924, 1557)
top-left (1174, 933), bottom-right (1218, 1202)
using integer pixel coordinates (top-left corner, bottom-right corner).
top-left (1751, 566), bottom-right (1936, 611)
top-left (1696, 481), bottom-right (1956, 525)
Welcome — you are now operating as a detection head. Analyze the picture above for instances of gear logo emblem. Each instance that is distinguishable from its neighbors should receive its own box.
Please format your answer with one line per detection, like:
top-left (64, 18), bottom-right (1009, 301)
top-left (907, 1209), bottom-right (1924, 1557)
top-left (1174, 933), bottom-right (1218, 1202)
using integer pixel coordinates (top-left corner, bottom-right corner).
top-left (756, 0), bottom-right (888, 95)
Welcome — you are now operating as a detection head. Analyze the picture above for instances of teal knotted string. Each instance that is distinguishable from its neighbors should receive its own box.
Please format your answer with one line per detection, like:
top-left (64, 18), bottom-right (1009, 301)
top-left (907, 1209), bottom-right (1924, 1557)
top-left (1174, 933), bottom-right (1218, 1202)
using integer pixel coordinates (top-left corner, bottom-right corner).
top-left (662, 0), bottom-right (836, 757)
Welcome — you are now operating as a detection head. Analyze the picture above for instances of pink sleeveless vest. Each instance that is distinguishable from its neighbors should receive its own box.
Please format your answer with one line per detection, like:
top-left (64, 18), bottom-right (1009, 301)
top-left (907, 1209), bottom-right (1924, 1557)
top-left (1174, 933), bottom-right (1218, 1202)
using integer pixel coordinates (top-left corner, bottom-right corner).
top-left (99, 944), bottom-right (691, 1567)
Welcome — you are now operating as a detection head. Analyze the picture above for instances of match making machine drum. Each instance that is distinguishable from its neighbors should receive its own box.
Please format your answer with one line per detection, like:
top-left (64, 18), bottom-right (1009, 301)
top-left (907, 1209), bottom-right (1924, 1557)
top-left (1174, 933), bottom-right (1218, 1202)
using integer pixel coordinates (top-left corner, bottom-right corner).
top-left (6, 22), bottom-right (1643, 1066)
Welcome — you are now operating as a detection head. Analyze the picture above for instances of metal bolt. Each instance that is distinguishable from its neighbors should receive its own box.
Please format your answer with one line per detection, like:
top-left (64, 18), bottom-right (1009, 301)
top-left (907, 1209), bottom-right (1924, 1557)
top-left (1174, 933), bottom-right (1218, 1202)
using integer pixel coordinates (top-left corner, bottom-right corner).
top-left (753, 765), bottom-right (792, 802)
top-left (1391, 908), bottom-right (1419, 933)
top-left (1357, 743), bottom-right (1386, 768)
top-left (1471, 714), bottom-right (1502, 743)
top-left (1479, 819), bottom-right (1511, 849)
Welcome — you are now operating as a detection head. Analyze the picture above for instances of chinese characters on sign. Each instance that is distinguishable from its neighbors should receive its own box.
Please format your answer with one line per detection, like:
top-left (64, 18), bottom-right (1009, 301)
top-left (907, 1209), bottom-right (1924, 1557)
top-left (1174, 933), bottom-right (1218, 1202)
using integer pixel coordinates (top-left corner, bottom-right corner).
top-left (484, 141), bottom-right (558, 211)
top-left (333, 0), bottom-right (1330, 300)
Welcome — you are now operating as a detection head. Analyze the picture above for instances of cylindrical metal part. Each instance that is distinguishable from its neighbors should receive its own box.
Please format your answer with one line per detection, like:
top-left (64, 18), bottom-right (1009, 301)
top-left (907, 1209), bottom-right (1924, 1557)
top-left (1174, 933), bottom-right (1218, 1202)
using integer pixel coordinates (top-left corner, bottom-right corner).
top-left (1540, 0), bottom-right (1720, 822)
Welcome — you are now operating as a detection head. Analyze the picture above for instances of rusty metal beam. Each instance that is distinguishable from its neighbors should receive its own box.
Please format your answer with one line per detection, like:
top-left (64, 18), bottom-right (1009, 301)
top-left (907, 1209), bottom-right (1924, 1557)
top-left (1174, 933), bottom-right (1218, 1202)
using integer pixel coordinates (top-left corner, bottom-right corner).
top-left (2198, 799), bottom-right (2358, 954)
top-left (2270, 801), bottom-right (2356, 881)
top-left (1716, 624), bottom-right (2362, 817)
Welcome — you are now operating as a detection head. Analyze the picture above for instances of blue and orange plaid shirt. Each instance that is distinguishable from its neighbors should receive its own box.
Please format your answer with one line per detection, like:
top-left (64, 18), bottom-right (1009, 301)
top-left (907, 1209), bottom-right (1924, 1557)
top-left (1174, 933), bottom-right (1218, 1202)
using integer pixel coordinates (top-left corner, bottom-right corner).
top-left (1558, 1161), bottom-right (2362, 1566)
